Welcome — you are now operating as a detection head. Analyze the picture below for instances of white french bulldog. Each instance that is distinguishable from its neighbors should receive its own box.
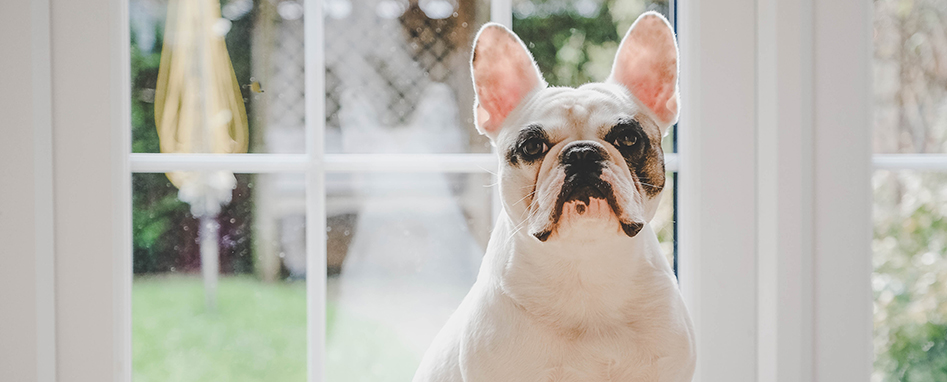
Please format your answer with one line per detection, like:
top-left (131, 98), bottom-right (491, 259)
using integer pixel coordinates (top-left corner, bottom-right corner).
top-left (413, 12), bottom-right (695, 382)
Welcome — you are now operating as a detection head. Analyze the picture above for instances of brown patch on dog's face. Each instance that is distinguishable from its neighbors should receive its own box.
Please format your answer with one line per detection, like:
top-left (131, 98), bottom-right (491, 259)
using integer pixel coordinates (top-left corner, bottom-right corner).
top-left (602, 117), bottom-right (665, 197)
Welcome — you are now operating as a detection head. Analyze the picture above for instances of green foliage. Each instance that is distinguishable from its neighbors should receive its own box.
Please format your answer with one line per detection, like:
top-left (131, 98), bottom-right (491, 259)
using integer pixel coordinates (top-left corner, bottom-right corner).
top-left (130, 26), bottom-right (190, 275)
top-left (132, 174), bottom-right (190, 274)
top-left (874, 171), bottom-right (947, 381)
top-left (131, 26), bottom-right (162, 154)
top-left (512, 0), bottom-right (668, 87)
top-left (513, 8), bottom-right (620, 87)
top-left (886, 323), bottom-right (947, 381)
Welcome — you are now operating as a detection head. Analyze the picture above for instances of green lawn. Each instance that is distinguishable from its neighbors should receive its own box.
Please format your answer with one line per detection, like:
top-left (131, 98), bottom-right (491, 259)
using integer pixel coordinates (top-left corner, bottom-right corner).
top-left (134, 275), bottom-right (423, 382)
top-left (133, 275), bottom-right (311, 382)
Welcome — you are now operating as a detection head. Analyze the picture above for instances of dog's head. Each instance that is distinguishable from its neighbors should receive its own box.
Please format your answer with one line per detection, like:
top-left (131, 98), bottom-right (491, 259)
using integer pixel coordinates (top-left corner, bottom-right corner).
top-left (472, 12), bottom-right (678, 242)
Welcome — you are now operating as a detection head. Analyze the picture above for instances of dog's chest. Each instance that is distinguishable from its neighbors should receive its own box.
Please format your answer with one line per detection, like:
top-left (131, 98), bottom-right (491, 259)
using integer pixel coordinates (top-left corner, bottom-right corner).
top-left (540, 340), bottom-right (659, 382)
top-left (465, 319), bottom-right (670, 382)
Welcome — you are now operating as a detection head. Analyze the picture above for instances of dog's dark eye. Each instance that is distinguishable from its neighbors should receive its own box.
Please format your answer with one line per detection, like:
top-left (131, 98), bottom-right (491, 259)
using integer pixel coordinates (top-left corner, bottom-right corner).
top-left (612, 130), bottom-right (639, 149)
top-left (520, 138), bottom-right (548, 158)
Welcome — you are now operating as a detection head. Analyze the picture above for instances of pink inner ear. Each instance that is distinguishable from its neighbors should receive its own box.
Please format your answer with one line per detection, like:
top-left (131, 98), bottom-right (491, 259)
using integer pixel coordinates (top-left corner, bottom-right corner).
top-left (472, 25), bottom-right (543, 135)
top-left (610, 14), bottom-right (679, 124)
top-left (477, 60), bottom-right (537, 124)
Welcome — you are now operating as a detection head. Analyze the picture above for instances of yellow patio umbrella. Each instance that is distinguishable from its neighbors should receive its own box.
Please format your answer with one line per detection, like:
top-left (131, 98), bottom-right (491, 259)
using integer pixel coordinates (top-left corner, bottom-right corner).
top-left (154, 0), bottom-right (249, 310)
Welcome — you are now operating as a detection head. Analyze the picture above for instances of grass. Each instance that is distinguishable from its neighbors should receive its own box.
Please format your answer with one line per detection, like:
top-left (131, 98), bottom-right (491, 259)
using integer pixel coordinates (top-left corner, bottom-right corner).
top-left (133, 275), bottom-right (310, 382)
top-left (134, 275), bottom-right (425, 382)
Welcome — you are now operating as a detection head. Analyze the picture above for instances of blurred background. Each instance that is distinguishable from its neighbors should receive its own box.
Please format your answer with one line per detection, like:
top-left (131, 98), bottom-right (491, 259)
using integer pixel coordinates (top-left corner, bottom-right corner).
top-left (873, 1), bottom-right (947, 381)
top-left (130, 0), bottom-right (672, 381)
top-left (128, 0), bottom-right (947, 382)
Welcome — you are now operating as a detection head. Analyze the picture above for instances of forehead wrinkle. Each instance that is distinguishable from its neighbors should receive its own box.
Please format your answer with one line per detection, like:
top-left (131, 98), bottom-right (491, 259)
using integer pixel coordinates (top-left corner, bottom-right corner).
top-left (509, 85), bottom-right (642, 143)
top-left (550, 91), bottom-right (620, 133)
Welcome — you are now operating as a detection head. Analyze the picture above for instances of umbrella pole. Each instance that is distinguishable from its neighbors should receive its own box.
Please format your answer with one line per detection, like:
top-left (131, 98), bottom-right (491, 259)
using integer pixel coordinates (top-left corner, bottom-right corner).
top-left (200, 215), bottom-right (219, 312)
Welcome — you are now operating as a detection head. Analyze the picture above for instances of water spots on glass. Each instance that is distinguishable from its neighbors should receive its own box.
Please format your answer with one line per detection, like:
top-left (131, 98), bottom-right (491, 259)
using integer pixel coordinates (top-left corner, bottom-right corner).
top-left (244, 80), bottom-right (264, 94)
top-left (132, 171), bottom-right (307, 378)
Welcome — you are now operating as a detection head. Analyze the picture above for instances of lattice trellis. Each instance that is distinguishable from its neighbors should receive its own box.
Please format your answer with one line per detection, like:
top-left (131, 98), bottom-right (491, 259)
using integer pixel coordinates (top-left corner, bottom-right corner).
top-left (261, 0), bottom-right (479, 153)
top-left (267, 17), bottom-right (306, 131)
top-left (325, 0), bottom-right (469, 130)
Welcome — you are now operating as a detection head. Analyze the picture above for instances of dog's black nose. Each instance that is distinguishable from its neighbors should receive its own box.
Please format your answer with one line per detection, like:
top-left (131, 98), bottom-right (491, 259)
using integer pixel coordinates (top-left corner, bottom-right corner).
top-left (561, 141), bottom-right (606, 168)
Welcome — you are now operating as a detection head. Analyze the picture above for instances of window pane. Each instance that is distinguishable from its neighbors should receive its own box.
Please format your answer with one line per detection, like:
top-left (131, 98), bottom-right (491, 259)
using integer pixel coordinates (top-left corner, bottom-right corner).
top-left (873, 0), bottom-right (947, 154)
top-left (325, 171), bottom-right (490, 381)
top-left (873, 0), bottom-right (947, 379)
top-left (132, 172), bottom-right (306, 382)
top-left (324, 0), bottom-right (492, 154)
top-left (873, 170), bottom-right (947, 381)
top-left (130, 0), bottom-right (306, 154)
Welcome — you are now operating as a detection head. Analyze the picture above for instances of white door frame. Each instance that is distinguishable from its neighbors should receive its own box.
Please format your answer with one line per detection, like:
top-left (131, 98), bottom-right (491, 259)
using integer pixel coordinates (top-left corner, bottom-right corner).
top-left (678, 0), bottom-right (871, 380)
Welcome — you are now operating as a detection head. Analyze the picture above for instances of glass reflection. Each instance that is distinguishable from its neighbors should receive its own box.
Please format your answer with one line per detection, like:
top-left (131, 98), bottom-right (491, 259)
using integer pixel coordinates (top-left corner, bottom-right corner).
top-left (324, 0), bottom-right (492, 154)
top-left (326, 171), bottom-right (490, 382)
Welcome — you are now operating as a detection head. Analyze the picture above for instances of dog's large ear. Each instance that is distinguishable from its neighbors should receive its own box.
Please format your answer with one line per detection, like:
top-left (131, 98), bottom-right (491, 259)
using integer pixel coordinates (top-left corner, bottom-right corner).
top-left (608, 12), bottom-right (679, 128)
top-left (471, 23), bottom-right (546, 139)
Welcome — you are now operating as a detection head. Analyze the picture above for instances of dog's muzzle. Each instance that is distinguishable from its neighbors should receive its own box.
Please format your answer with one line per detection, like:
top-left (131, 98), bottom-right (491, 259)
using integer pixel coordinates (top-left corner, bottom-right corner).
top-left (559, 142), bottom-right (609, 205)
top-left (531, 141), bottom-right (644, 242)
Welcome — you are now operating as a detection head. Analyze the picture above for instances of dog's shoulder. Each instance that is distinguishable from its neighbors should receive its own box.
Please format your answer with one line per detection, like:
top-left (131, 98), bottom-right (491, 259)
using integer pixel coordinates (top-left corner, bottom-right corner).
top-left (413, 279), bottom-right (511, 382)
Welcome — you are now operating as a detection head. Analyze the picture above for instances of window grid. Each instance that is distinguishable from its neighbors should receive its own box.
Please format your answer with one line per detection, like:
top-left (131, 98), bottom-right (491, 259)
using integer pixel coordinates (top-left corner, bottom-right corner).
top-left (123, 0), bottom-right (694, 380)
top-left (128, 153), bottom-right (680, 173)
top-left (14, 0), bottom-right (870, 380)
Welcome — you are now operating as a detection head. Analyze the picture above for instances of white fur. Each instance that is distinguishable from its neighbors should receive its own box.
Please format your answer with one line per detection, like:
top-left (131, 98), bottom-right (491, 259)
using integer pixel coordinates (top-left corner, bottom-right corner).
top-left (413, 216), bottom-right (695, 382)
top-left (413, 12), bottom-right (695, 382)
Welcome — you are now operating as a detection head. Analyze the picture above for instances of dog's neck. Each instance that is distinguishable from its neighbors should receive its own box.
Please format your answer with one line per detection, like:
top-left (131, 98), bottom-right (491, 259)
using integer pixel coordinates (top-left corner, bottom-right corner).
top-left (481, 210), bottom-right (675, 335)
